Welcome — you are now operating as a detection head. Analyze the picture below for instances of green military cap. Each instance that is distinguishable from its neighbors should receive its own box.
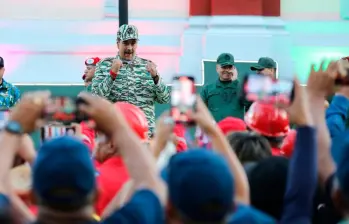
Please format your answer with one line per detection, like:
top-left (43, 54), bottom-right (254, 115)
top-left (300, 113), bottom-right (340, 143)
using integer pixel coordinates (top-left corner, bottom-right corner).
top-left (251, 57), bottom-right (277, 71)
top-left (217, 53), bottom-right (235, 66)
top-left (117, 24), bottom-right (139, 41)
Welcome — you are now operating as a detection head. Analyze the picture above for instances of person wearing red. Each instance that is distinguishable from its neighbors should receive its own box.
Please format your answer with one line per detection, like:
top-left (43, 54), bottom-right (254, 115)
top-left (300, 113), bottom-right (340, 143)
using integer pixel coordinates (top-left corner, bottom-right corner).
top-left (217, 116), bottom-right (247, 136)
top-left (280, 129), bottom-right (297, 158)
top-left (244, 101), bottom-right (290, 156)
top-left (172, 123), bottom-right (188, 152)
top-left (94, 102), bottom-right (149, 215)
top-left (82, 57), bottom-right (100, 91)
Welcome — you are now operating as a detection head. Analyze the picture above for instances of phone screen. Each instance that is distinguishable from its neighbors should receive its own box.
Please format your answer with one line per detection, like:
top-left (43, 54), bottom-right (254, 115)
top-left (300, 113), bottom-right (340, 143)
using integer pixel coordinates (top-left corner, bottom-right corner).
top-left (45, 97), bottom-right (86, 125)
top-left (40, 125), bottom-right (76, 142)
top-left (244, 74), bottom-right (294, 105)
top-left (171, 76), bottom-right (196, 124)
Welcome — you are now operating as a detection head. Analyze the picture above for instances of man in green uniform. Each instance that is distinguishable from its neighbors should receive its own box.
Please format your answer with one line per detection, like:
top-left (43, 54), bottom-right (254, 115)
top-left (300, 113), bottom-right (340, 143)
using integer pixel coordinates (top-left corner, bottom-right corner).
top-left (250, 57), bottom-right (277, 79)
top-left (82, 57), bottom-right (100, 92)
top-left (200, 53), bottom-right (245, 122)
top-left (91, 24), bottom-right (170, 137)
top-left (0, 57), bottom-right (20, 109)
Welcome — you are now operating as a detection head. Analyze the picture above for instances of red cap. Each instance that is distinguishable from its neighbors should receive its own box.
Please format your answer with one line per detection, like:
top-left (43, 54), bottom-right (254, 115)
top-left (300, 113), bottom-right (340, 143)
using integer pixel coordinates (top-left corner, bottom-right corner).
top-left (85, 57), bottom-right (101, 66)
top-left (114, 102), bottom-right (148, 141)
top-left (217, 117), bottom-right (247, 135)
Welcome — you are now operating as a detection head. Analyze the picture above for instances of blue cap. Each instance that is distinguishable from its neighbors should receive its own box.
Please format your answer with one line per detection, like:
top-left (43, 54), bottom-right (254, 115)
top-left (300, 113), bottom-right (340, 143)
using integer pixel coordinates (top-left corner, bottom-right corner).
top-left (32, 136), bottom-right (96, 209)
top-left (161, 149), bottom-right (234, 222)
top-left (335, 130), bottom-right (349, 200)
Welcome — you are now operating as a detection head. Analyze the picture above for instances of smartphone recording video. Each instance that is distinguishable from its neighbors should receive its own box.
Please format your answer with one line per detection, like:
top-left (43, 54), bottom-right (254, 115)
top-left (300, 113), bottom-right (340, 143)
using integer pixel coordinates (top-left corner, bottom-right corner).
top-left (44, 96), bottom-right (87, 125)
top-left (242, 74), bottom-right (294, 105)
top-left (171, 76), bottom-right (196, 125)
top-left (40, 125), bottom-right (76, 143)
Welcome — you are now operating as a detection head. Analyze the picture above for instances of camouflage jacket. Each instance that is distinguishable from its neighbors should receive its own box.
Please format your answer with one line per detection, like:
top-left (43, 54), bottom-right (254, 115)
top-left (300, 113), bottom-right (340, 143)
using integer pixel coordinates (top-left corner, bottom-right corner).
top-left (0, 79), bottom-right (21, 109)
top-left (91, 55), bottom-right (170, 136)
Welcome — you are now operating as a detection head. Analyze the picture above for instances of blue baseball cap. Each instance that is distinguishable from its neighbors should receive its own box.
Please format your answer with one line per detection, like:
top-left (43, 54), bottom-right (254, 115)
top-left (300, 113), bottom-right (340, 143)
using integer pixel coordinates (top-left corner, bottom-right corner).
top-left (32, 136), bottom-right (96, 210)
top-left (161, 149), bottom-right (234, 222)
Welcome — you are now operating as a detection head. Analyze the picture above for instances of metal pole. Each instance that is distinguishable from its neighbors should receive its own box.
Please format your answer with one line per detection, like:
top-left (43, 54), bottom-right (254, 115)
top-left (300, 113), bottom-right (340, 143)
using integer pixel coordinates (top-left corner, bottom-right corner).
top-left (119, 0), bottom-right (128, 27)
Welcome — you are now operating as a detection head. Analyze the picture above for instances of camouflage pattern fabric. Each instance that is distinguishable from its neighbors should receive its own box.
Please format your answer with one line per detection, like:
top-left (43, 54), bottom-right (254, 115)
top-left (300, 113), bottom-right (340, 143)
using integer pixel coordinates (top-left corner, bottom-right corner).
top-left (117, 24), bottom-right (139, 41)
top-left (91, 55), bottom-right (170, 137)
top-left (85, 84), bottom-right (92, 92)
top-left (0, 79), bottom-right (21, 109)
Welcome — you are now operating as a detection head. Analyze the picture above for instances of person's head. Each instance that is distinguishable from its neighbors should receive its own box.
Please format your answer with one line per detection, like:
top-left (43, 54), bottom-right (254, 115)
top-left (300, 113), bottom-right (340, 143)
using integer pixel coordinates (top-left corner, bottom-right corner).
top-left (32, 136), bottom-right (96, 217)
top-left (0, 57), bottom-right (4, 79)
top-left (247, 157), bottom-right (289, 219)
top-left (94, 137), bottom-right (116, 163)
top-left (116, 24), bottom-right (139, 60)
top-left (216, 53), bottom-right (236, 81)
top-left (83, 57), bottom-right (100, 83)
top-left (244, 102), bottom-right (289, 149)
top-left (217, 117), bottom-right (247, 136)
top-left (162, 149), bottom-right (234, 224)
top-left (227, 132), bottom-right (272, 164)
top-left (250, 57), bottom-right (277, 79)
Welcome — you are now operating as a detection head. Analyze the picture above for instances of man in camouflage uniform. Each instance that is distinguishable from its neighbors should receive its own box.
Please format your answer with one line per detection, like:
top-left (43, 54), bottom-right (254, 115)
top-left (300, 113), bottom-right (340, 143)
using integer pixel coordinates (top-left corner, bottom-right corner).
top-left (0, 57), bottom-right (20, 109)
top-left (91, 24), bottom-right (170, 137)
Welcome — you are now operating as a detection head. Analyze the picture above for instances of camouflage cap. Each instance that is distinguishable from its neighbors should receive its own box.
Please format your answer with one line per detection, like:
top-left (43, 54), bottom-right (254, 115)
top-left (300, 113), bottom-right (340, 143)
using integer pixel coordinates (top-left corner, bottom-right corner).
top-left (251, 57), bottom-right (277, 71)
top-left (217, 53), bottom-right (235, 66)
top-left (117, 24), bottom-right (139, 41)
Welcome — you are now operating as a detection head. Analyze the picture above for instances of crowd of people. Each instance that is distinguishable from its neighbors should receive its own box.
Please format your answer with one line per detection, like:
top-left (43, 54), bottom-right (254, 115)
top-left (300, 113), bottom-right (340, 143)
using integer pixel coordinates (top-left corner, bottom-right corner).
top-left (0, 23), bottom-right (349, 224)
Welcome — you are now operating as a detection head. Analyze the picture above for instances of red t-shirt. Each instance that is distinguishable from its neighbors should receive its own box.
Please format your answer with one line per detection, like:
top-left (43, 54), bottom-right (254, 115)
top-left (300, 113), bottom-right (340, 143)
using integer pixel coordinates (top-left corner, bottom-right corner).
top-left (95, 156), bottom-right (129, 215)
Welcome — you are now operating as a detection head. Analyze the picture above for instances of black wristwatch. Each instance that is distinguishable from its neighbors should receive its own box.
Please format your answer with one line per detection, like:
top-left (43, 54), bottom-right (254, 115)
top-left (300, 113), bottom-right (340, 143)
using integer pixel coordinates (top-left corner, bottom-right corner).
top-left (4, 121), bottom-right (23, 135)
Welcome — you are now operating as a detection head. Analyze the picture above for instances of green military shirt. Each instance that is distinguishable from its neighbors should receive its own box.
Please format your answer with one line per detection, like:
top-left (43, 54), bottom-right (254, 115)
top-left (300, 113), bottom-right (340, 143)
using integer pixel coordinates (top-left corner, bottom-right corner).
top-left (200, 79), bottom-right (245, 122)
top-left (85, 84), bottom-right (92, 92)
top-left (91, 55), bottom-right (170, 137)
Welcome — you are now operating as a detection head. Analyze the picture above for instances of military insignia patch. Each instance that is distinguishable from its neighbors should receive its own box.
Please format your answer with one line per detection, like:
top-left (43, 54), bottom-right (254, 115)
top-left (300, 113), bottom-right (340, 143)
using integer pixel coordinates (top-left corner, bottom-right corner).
top-left (127, 27), bottom-right (134, 35)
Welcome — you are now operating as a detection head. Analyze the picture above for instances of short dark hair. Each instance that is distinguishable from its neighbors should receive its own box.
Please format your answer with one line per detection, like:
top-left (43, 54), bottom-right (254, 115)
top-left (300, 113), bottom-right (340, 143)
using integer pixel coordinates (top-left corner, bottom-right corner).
top-left (227, 132), bottom-right (272, 164)
top-left (247, 157), bottom-right (289, 219)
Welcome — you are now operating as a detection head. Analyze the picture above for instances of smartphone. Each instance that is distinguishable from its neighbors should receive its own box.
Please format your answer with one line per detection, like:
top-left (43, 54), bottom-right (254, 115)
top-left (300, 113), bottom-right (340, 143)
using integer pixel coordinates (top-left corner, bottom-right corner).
top-left (40, 125), bottom-right (76, 142)
top-left (44, 96), bottom-right (88, 125)
top-left (335, 58), bottom-right (349, 85)
top-left (242, 74), bottom-right (294, 105)
top-left (170, 76), bottom-right (196, 125)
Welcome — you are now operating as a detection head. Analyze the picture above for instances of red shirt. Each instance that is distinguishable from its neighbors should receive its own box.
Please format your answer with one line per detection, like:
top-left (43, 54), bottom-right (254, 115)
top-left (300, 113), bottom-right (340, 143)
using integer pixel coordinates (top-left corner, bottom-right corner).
top-left (271, 147), bottom-right (284, 156)
top-left (95, 156), bottom-right (129, 215)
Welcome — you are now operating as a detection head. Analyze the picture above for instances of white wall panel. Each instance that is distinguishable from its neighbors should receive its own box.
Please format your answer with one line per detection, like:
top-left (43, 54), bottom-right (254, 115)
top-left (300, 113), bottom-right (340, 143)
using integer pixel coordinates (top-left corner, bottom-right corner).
top-left (281, 0), bottom-right (340, 20)
top-left (0, 0), bottom-right (104, 20)
top-left (128, 0), bottom-right (189, 18)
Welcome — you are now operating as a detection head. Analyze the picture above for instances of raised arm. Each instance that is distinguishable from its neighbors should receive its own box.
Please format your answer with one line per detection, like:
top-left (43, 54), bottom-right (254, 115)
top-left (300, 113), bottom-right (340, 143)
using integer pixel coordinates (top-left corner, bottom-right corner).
top-left (91, 58), bottom-right (116, 99)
